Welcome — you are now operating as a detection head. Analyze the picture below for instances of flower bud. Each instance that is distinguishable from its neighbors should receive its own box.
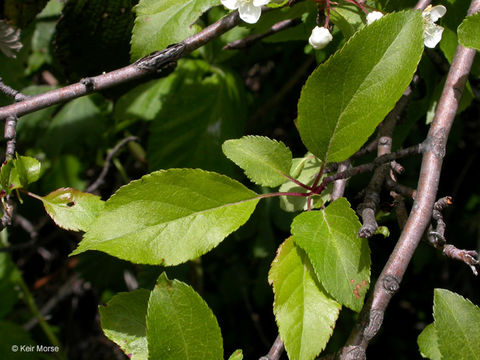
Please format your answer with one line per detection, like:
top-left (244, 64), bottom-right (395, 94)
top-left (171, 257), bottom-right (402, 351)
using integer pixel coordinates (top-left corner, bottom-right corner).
top-left (366, 11), bottom-right (384, 25)
top-left (308, 26), bottom-right (333, 50)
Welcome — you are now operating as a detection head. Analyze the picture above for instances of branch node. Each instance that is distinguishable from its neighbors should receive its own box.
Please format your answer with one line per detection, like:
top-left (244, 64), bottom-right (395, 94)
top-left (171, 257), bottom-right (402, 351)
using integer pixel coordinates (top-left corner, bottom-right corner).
top-left (428, 231), bottom-right (445, 248)
top-left (382, 275), bottom-right (400, 294)
top-left (363, 309), bottom-right (384, 341)
top-left (424, 128), bottom-right (447, 159)
top-left (135, 43), bottom-right (186, 73)
top-left (80, 77), bottom-right (95, 92)
top-left (338, 346), bottom-right (366, 360)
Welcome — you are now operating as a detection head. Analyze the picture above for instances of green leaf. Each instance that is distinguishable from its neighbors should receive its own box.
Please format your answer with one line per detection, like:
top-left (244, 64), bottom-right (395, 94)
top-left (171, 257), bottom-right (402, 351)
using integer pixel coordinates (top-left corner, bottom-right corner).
top-left (0, 156), bottom-right (41, 193)
top-left (114, 76), bottom-right (177, 128)
top-left (297, 10), bottom-right (423, 163)
top-left (222, 136), bottom-right (292, 187)
top-left (291, 198), bottom-right (370, 311)
top-left (269, 238), bottom-right (341, 360)
top-left (0, 321), bottom-right (36, 360)
top-left (228, 349), bottom-right (243, 360)
top-left (100, 289), bottom-right (150, 360)
top-left (147, 60), bottom-right (246, 175)
top-left (131, 0), bottom-right (218, 60)
top-left (433, 288), bottom-right (480, 360)
top-left (72, 169), bottom-right (259, 265)
top-left (279, 155), bottom-right (331, 212)
top-left (0, 253), bottom-right (21, 319)
top-left (146, 273), bottom-right (223, 360)
top-left (458, 13), bottom-right (480, 50)
top-left (41, 154), bottom-right (87, 193)
top-left (418, 323), bottom-right (441, 360)
top-left (39, 188), bottom-right (105, 232)
top-left (330, 3), bottom-right (365, 39)
top-left (41, 94), bottom-right (110, 156)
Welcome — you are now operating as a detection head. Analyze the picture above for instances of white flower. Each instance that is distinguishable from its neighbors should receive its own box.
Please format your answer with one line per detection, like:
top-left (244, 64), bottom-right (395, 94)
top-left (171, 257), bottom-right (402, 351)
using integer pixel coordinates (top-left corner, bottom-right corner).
top-left (308, 26), bottom-right (333, 50)
top-left (221, 0), bottom-right (270, 24)
top-left (366, 11), bottom-right (384, 25)
top-left (422, 5), bottom-right (447, 48)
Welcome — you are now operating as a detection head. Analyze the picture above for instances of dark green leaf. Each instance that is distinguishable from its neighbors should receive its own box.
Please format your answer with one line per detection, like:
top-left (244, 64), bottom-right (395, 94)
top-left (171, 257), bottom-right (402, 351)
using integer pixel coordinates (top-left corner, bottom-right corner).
top-left (147, 60), bottom-right (246, 174)
top-left (41, 94), bottom-right (110, 156)
top-left (0, 253), bottom-right (21, 319)
top-left (0, 321), bottom-right (36, 359)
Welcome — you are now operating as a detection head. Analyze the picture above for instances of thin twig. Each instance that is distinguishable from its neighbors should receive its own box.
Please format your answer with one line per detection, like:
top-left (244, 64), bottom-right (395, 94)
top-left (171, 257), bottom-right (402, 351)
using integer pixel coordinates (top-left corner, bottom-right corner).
top-left (424, 196), bottom-right (480, 275)
top-left (332, 161), bottom-right (351, 200)
top-left (320, 143), bottom-right (424, 188)
top-left (0, 77), bottom-right (29, 102)
top-left (259, 335), bottom-right (284, 360)
top-left (224, 18), bottom-right (301, 50)
top-left (0, 10), bottom-right (247, 121)
top-left (86, 136), bottom-right (139, 193)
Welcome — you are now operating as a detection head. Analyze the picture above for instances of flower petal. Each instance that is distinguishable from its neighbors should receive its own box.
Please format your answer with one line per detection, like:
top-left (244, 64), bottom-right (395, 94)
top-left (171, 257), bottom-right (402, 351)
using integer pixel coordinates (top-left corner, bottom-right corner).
top-left (424, 24), bottom-right (444, 48)
top-left (238, 2), bottom-right (262, 24)
top-left (253, 0), bottom-right (270, 6)
top-left (221, 0), bottom-right (239, 10)
top-left (429, 5), bottom-right (446, 23)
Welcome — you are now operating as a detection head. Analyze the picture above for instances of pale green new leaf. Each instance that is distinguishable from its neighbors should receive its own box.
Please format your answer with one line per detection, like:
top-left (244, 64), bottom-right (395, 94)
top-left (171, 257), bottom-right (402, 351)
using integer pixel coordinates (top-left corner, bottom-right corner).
top-left (279, 155), bottom-right (331, 212)
top-left (72, 169), bottom-right (259, 265)
top-left (291, 198), bottom-right (370, 311)
top-left (417, 323), bottom-right (441, 360)
top-left (40, 188), bottom-right (105, 232)
top-left (297, 10), bottom-right (423, 163)
top-left (434, 288), bottom-right (480, 360)
top-left (222, 136), bottom-right (292, 187)
top-left (0, 156), bottom-right (41, 193)
top-left (146, 273), bottom-right (223, 360)
top-left (269, 238), bottom-right (341, 360)
top-left (458, 13), bottom-right (480, 51)
top-left (131, 0), bottom-right (218, 60)
top-left (100, 289), bottom-right (150, 360)
top-left (228, 349), bottom-right (243, 360)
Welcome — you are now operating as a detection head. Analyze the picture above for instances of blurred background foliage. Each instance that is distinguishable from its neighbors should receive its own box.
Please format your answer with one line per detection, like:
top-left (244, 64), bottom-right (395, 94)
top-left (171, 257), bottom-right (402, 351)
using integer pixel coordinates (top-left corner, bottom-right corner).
top-left (0, 0), bottom-right (479, 359)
